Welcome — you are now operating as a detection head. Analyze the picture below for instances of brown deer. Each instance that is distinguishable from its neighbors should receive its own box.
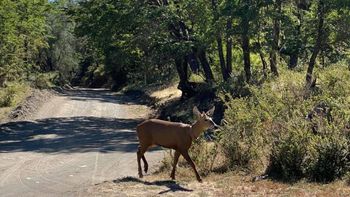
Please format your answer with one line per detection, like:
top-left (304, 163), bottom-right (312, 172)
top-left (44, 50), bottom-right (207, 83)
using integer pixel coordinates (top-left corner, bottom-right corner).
top-left (136, 106), bottom-right (218, 182)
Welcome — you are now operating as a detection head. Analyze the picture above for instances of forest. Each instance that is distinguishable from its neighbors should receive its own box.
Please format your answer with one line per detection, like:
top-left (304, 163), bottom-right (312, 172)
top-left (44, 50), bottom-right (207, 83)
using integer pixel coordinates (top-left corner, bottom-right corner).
top-left (0, 0), bottom-right (350, 186)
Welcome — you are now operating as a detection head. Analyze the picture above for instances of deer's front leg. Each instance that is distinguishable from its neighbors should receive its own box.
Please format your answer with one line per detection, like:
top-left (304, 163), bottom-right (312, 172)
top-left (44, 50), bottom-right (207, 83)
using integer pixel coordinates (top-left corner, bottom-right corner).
top-left (180, 150), bottom-right (202, 182)
top-left (170, 150), bottom-right (180, 180)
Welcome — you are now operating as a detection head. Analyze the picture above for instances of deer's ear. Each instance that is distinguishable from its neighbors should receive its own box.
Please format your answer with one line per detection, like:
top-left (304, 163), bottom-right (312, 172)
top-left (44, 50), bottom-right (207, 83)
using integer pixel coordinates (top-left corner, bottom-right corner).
top-left (193, 106), bottom-right (201, 118)
top-left (206, 106), bottom-right (215, 116)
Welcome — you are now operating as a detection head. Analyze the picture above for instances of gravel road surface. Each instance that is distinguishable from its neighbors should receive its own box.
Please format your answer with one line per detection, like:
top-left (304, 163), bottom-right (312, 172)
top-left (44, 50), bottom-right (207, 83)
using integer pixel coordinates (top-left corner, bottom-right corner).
top-left (0, 88), bottom-right (163, 196)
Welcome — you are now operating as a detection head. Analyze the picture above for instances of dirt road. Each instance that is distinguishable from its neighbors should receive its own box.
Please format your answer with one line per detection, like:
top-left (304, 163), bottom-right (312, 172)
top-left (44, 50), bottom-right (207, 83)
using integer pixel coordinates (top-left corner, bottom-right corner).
top-left (0, 88), bottom-right (163, 196)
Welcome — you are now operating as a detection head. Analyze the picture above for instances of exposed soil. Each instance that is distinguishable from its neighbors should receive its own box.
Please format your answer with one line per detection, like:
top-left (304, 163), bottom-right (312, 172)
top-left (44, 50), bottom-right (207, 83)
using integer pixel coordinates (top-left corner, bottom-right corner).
top-left (5, 89), bottom-right (56, 122)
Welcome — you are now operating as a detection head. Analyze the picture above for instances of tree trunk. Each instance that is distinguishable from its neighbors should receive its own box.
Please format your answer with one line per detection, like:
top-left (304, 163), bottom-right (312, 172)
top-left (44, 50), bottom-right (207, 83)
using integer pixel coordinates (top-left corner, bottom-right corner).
top-left (153, 0), bottom-right (196, 97)
top-left (269, 0), bottom-right (281, 76)
top-left (175, 58), bottom-right (188, 85)
top-left (288, 53), bottom-right (298, 69)
top-left (288, 8), bottom-right (302, 69)
top-left (175, 57), bottom-right (195, 98)
top-left (217, 37), bottom-right (228, 81)
top-left (226, 17), bottom-right (233, 77)
top-left (211, 0), bottom-right (229, 81)
top-left (198, 50), bottom-right (214, 82)
top-left (256, 7), bottom-right (267, 76)
top-left (258, 48), bottom-right (268, 76)
top-left (306, 0), bottom-right (324, 84)
top-left (187, 52), bottom-right (200, 73)
top-left (241, 15), bottom-right (251, 82)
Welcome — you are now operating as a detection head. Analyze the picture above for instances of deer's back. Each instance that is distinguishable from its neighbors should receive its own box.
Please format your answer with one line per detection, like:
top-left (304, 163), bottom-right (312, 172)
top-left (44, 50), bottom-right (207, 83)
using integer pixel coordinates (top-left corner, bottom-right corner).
top-left (136, 119), bottom-right (192, 149)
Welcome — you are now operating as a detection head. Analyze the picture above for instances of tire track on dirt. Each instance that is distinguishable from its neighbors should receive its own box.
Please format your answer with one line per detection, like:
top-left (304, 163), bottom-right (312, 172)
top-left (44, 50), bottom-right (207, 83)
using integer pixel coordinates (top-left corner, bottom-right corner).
top-left (0, 155), bottom-right (29, 187)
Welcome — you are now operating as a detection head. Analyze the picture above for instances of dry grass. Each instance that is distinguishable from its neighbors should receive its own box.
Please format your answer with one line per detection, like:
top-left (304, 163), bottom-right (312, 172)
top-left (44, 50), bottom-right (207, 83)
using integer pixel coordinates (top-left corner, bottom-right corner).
top-left (149, 84), bottom-right (181, 103)
top-left (0, 107), bottom-right (11, 123)
top-left (122, 82), bottom-right (181, 105)
top-left (86, 169), bottom-right (350, 197)
top-left (0, 84), bottom-right (31, 123)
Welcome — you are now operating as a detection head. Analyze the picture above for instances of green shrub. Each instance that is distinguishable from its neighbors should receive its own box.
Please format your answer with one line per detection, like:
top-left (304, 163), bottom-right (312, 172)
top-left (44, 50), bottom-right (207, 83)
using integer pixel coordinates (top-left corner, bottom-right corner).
top-left (33, 73), bottom-right (56, 89)
top-left (220, 94), bottom-right (272, 173)
top-left (220, 67), bottom-right (350, 182)
top-left (307, 134), bottom-right (350, 182)
top-left (189, 138), bottom-right (219, 174)
top-left (0, 83), bottom-right (30, 107)
top-left (270, 127), bottom-right (312, 180)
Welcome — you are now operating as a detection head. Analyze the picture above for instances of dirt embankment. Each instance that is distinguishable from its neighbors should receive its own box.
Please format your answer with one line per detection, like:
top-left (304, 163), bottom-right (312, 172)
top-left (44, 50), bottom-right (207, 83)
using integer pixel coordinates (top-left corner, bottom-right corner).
top-left (0, 89), bottom-right (56, 125)
top-left (9, 89), bottom-right (55, 120)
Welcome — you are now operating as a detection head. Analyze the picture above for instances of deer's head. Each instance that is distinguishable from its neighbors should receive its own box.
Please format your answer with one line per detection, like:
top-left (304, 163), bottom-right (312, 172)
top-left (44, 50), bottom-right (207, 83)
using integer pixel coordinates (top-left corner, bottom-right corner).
top-left (193, 106), bottom-right (219, 130)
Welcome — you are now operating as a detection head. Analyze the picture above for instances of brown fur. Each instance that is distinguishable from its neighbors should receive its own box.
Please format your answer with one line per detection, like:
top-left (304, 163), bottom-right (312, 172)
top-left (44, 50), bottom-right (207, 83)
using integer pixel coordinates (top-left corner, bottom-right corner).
top-left (136, 106), bottom-right (217, 182)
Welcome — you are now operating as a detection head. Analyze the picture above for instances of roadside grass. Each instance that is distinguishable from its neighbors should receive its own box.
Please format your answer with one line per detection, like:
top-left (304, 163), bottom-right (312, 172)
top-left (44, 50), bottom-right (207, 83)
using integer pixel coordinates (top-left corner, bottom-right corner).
top-left (0, 107), bottom-right (12, 121)
top-left (145, 169), bottom-right (350, 196)
top-left (0, 82), bottom-right (31, 122)
top-left (90, 167), bottom-right (350, 196)
top-left (148, 83), bottom-right (181, 106)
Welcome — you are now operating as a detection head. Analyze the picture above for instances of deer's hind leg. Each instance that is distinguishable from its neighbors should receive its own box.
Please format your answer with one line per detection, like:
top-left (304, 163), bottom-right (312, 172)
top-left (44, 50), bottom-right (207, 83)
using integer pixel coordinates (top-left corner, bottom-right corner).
top-left (142, 155), bottom-right (148, 173)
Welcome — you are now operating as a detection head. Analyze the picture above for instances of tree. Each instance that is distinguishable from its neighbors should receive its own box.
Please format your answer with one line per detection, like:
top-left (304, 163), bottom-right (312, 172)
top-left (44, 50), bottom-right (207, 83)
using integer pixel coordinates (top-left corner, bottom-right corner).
top-left (306, 0), bottom-right (325, 84)
top-left (305, 0), bottom-right (350, 84)
top-left (40, 0), bottom-right (80, 83)
top-left (269, 0), bottom-right (281, 76)
top-left (0, 0), bottom-right (49, 86)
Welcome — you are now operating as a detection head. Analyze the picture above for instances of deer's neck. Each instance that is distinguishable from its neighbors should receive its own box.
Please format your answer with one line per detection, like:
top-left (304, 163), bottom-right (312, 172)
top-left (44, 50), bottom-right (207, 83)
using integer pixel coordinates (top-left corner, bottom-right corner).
top-left (190, 121), bottom-right (205, 140)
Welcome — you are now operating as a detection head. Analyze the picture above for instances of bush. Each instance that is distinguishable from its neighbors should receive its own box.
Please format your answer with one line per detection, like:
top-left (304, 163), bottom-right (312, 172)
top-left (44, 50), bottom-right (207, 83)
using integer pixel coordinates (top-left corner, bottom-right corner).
top-left (0, 83), bottom-right (30, 107)
top-left (189, 138), bottom-right (219, 174)
top-left (32, 73), bottom-right (56, 89)
top-left (307, 134), bottom-right (350, 182)
top-left (270, 121), bottom-right (349, 182)
top-left (270, 127), bottom-right (312, 180)
top-left (220, 67), bottom-right (350, 182)
top-left (220, 93), bottom-right (273, 173)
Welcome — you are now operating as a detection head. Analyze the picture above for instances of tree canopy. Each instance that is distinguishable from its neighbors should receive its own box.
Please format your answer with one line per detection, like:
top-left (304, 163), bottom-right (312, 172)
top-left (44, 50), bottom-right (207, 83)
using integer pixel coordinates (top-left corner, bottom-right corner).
top-left (0, 0), bottom-right (349, 92)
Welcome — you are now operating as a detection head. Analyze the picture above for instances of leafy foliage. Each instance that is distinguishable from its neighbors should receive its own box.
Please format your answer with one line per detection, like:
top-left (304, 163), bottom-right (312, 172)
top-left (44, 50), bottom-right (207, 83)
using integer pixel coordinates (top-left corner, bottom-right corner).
top-left (220, 67), bottom-right (350, 181)
top-left (0, 0), bottom-right (49, 86)
top-left (0, 83), bottom-right (29, 107)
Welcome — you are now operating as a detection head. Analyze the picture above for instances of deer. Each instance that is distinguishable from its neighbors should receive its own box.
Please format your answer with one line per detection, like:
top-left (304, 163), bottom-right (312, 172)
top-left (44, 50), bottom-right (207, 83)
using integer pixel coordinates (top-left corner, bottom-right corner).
top-left (136, 106), bottom-right (219, 182)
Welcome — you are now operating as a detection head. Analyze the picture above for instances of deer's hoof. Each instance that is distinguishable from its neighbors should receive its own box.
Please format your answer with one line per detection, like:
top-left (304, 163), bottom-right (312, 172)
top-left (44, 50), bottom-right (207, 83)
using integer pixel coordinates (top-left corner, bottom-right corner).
top-left (139, 174), bottom-right (143, 178)
top-left (197, 178), bottom-right (202, 183)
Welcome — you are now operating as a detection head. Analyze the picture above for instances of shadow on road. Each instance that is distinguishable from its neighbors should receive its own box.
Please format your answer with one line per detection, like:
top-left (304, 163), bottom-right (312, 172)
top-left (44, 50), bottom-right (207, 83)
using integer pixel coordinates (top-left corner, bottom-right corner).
top-left (0, 116), bottom-right (159, 154)
top-left (60, 88), bottom-right (152, 105)
top-left (113, 177), bottom-right (193, 194)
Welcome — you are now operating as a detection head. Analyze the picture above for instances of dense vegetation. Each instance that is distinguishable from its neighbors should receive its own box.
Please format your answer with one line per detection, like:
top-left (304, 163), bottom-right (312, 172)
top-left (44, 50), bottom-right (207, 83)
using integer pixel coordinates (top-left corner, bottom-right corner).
top-left (0, 0), bottom-right (349, 182)
top-left (220, 67), bottom-right (350, 182)
top-left (0, 0), bottom-right (80, 106)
